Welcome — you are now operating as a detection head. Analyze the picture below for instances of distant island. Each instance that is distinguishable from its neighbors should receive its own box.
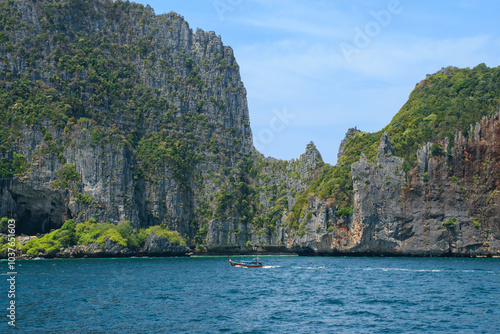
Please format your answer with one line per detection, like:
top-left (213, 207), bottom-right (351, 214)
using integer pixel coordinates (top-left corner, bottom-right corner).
top-left (0, 0), bottom-right (499, 258)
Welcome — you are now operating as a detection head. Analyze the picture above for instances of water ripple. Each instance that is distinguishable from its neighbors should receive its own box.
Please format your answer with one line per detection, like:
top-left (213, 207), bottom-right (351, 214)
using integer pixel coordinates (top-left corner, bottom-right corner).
top-left (15, 256), bottom-right (500, 333)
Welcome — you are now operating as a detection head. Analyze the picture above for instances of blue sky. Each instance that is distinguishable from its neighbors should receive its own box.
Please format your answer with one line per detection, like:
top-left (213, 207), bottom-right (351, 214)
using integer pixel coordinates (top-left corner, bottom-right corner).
top-left (134, 0), bottom-right (500, 164)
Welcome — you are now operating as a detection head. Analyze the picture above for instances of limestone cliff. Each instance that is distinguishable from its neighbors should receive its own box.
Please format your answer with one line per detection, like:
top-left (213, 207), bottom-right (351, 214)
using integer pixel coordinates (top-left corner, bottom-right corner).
top-left (0, 0), bottom-right (327, 256)
top-left (288, 114), bottom-right (500, 256)
top-left (0, 0), bottom-right (499, 257)
top-left (0, 0), bottom-right (252, 238)
top-left (338, 127), bottom-right (361, 161)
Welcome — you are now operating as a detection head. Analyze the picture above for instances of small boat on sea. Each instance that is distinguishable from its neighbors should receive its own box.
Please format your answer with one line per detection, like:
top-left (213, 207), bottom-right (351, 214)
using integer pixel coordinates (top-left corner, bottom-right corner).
top-left (228, 256), bottom-right (262, 268)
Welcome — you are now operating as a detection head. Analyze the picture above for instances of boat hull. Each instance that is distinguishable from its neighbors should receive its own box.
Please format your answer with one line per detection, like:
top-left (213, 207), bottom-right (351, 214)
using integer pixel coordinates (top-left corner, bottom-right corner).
top-left (228, 256), bottom-right (262, 268)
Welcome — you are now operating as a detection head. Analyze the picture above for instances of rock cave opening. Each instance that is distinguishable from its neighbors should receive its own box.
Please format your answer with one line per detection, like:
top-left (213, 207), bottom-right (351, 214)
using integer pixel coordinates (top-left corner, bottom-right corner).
top-left (9, 189), bottom-right (70, 236)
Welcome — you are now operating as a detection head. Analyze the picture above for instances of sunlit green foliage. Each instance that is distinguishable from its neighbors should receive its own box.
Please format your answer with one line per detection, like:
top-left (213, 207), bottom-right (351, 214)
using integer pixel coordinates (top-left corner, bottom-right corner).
top-left (77, 192), bottom-right (94, 205)
top-left (286, 65), bottom-right (500, 228)
top-left (5, 218), bottom-right (187, 257)
top-left (0, 216), bottom-right (12, 233)
top-left (16, 219), bottom-right (77, 256)
top-left (0, 0), bottom-right (240, 185)
top-left (143, 225), bottom-right (186, 246)
top-left (51, 163), bottom-right (80, 189)
top-left (442, 217), bottom-right (457, 228)
top-left (0, 152), bottom-right (28, 178)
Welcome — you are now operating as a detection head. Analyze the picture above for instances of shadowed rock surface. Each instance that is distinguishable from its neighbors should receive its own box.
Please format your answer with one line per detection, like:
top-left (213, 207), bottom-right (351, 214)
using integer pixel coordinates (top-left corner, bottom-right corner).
top-left (0, 1), bottom-right (499, 257)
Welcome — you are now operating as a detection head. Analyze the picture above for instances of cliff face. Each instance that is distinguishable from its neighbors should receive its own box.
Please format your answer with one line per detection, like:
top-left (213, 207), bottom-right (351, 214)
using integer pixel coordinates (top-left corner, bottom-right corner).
top-left (355, 113), bottom-right (500, 256)
top-left (1, 0), bottom-right (499, 257)
top-left (288, 113), bottom-right (500, 256)
top-left (0, 0), bottom-right (326, 254)
top-left (205, 141), bottom-right (324, 251)
top-left (0, 0), bottom-right (253, 239)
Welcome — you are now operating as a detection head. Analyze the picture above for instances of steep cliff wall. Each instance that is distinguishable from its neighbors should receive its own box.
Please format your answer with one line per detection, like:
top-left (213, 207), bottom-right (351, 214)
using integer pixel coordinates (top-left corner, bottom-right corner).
top-left (205, 141), bottom-right (324, 251)
top-left (0, 0), bottom-right (254, 240)
top-left (287, 113), bottom-right (500, 256)
top-left (352, 113), bottom-right (500, 256)
top-left (0, 0), bottom-right (327, 255)
top-left (1, 0), bottom-right (499, 257)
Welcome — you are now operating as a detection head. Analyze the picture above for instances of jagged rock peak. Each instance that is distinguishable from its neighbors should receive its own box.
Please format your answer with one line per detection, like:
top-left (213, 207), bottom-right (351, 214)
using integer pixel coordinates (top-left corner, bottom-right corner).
top-left (425, 66), bottom-right (457, 78)
top-left (377, 132), bottom-right (393, 160)
top-left (338, 127), bottom-right (362, 160)
top-left (305, 141), bottom-right (317, 152)
top-left (300, 141), bottom-right (323, 169)
top-left (167, 11), bottom-right (184, 19)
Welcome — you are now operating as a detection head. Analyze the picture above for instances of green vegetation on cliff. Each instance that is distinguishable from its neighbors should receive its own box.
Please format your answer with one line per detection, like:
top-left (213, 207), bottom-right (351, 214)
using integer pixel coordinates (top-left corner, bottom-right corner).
top-left (1, 0), bottom-right (499, 252)
top-left (286, 65), bottom-right (500, 227)
top-left (0, 218), bottom-right (186, 257)
top-left (352, 65), bottom-right (499, 161)
top-left (0, 0), bottom-right (246, 184)
top-left (0, 0), bottom-right (254, 242)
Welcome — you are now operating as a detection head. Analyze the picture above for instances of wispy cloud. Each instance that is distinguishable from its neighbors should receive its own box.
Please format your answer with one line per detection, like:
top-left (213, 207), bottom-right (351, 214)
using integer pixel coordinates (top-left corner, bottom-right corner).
top-left (227, 0), bottom-right (352, 39)
top-left (235, 16), bottom-right (348, 40)
top-left (136, 0), bottom-right (500, 164)
top-left (240, 29), bottom-right (497, 162)
top-left (340, 34), bottom-right (493, 80)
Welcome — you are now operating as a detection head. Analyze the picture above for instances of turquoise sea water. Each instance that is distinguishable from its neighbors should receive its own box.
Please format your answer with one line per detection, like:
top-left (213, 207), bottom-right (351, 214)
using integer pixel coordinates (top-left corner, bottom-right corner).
top-left (4, 256), bottom-right (500, 333)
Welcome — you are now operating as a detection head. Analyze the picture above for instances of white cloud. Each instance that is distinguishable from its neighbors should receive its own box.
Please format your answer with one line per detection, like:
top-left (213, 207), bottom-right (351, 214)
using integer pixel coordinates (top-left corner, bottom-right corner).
top-left (330, 34), bottom-right (493, 82)
top-left (136, 0), bottom-right (500, 164)
top-left (234, 16), bottom-right (349, 40)
top-left (241, 28), bottom-right (498, 163)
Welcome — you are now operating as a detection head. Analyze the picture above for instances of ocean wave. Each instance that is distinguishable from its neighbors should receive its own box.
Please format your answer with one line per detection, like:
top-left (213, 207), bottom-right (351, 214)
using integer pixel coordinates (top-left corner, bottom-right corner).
top-left (363, 267), bottom-right (442, 273)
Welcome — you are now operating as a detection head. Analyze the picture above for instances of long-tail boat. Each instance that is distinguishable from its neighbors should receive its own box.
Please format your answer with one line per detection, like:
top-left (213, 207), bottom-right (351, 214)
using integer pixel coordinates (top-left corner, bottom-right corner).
top-left (228, 256), bottom-right (262, 268)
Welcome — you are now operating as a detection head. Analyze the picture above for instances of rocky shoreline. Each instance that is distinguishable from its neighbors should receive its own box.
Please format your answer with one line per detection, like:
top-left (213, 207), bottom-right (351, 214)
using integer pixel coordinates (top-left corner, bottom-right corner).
top-left (10, 233), bottom-right (191, 259)
top-left (8, 243), bottom-right (499, 260)
top-left (0, 1), bottom-right (498, 259)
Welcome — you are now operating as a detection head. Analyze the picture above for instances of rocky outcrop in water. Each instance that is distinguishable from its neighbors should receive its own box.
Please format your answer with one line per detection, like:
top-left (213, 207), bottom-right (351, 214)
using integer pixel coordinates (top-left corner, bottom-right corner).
top-left (142, 233), bottom-right (191, 256)
top-left (1, 0), bottom-right (499, 257)
top-left (25, 232), bottom-right (191, 258)
top-left (288, 114), bottom-right (500, 256)
top-left (55, 237), bottom-right (132, 258)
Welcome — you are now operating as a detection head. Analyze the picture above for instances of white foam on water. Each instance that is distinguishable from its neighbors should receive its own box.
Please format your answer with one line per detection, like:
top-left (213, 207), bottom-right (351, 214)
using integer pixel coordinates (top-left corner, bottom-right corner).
top-left (363, 267), bottom-right (442, 273)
